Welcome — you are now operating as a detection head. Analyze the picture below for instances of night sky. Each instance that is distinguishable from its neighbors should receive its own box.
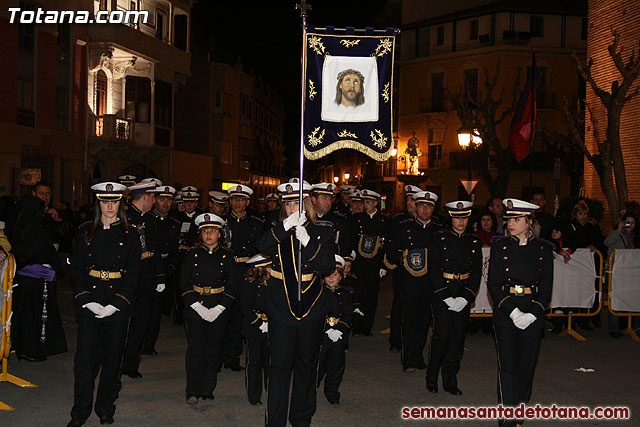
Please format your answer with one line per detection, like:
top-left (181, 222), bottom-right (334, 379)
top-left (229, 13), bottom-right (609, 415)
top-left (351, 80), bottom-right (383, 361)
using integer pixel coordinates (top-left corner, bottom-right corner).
top-left (191, 0), bottom-right (395, 171)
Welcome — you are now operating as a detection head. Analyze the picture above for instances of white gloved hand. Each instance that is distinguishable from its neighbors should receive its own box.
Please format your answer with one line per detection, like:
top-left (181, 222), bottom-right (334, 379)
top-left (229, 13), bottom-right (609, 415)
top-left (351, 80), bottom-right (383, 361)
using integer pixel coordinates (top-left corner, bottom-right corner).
top-left (513, 313), bottom-right (537, 330)
top-left (191, 302), bottom-right (209, 320)
top-left (83, 302), bottom-right (105, 316)
top-left (156, 283), bottom-right (166, 293)
top-left (509, 308), bottom-right (525, 321)
top-left (379, 268), bottom-right (387, 278)
top-left (448, 297), bottom-right (468, 312)
top-left (325, 328), bottom-right (343, 342)
top-left (443, 297), bottom-right (456, 308)
top-left (95, 304), bottom-right (119, 319)
top-left (205, 304), bottom-right (226, 322)
top-left (354, 308), bottom-right (364, 316)
top-left (259, 321), bottom-right (268, 333)
top-left (295, 226), bottom-right (311, 247)
top-left (283, 211), bottom-right (307, 230)
top-left (350, 250), bottom-right (357, 261)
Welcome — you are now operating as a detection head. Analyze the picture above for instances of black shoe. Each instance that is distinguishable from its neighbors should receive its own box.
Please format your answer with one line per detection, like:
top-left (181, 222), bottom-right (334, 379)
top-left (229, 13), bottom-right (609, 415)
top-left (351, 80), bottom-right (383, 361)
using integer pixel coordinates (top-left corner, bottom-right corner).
top-left (142, 349), bottom-right (158, 356)
top-left (329, 400), bottom-right (340, 405)
top-left (444, 387), bottom-right (463, 395)
top-left (389, 346), bottom-right (401, 353)
top-left (201, 393), bottom-right (214, 401)
top-left (426, 383), bottom-right (438, 393)
top-left (403, 366), bottom-right (416, 373)
top-left (224, 361), bottom-right (243, 371)
top-left (250, 400), bottom-right (262, 406)
top-left (66, 420), bottom-right (83, 427)
top-left (99, 415), bottom-right (114, 425)
top-left (125, 370), bottom-right (142, 379)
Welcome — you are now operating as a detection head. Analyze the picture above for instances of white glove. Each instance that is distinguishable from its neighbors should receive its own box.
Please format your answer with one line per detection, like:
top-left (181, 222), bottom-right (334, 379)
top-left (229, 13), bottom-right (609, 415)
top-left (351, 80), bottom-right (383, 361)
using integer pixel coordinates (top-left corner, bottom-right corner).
top-left (295, 226), bottom-right (311, 247)
top-left (83, 302), bottom-right (105, 316)
top-left (259, 321), bottom-right (268, 333)
top-left (448, 297), bottom-right (468, 312)
top-left (443, 297), bottom-right (456, 308)
top-left (205, 304), bottom-right (226, 322)
top-left (354, 308), bottom-right (364, 316)
top-left (191, 302), bottom-right (209, 320)
top-left (283, 211), bottom-right (306, 230)
top-left (514, 313), bottom-right (537, 330)
top-left (350, 250), bottom-right (357, 261)
top-left (509, 308), bottom-right (525, 321)
top-left (95, 304), bottom-right (119, 319)
top-left (379, 268), bottom-right (387, 278)
top-left (156, 283), bottom-right (166, 293)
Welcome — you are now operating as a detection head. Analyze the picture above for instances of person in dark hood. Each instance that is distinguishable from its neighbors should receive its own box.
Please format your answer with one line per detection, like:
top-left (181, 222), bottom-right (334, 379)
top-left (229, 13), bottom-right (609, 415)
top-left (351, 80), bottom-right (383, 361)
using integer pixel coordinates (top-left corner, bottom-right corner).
top-left (11, 196), bottom-right (67, 361)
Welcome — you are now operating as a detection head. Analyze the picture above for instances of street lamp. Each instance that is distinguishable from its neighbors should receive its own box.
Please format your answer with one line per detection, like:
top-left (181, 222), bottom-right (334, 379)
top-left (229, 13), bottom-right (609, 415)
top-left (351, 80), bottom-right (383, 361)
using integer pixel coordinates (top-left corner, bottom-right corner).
top-left (344, 172), bottom-right (350, 181)
top-left (457, 127), bottom-right (483, 201)
top-left (333, 176), bottom-right (339, 184)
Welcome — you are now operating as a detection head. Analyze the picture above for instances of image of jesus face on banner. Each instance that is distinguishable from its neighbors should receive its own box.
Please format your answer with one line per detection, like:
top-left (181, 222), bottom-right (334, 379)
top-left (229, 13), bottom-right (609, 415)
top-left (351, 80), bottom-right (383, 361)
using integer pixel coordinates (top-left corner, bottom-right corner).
top-left (321, 56), bottom-right (378, 123)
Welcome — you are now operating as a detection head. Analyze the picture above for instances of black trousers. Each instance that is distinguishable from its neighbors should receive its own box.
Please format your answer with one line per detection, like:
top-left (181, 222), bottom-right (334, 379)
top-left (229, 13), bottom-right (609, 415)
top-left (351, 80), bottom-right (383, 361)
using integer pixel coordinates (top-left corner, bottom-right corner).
top-left (122, 281), bottom-right (153, 374)
top-left (354, 261), bottom-right (381, 333)
top-left (317, 336), bottom-right (347, 402)
top-left (70, 315), bottom-right (129, 423)
top-left (426, 299), bottom-right (469, 388)
top-left (401, 295), bottom-right (431, 369)
top-left (143, 289), bottom-right (163, 353)
top-left (184, 307), bottom-right (228, 397)
top-left (222, 297), bottom-right (243, 365)
top-left (389, 274), bottom-right (402, 348)
top-left (245, 332), bottom-right (269, 404)
top-left (493, 309), bottom-right (544, 427)
top-left (266, 315), bottom-right (324, 427)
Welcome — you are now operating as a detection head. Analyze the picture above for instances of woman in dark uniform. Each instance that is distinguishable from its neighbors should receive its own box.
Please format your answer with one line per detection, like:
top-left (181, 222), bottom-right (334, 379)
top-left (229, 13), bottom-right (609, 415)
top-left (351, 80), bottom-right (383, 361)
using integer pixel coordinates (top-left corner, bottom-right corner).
top-left (180, 212), bottom-right (237, 404)
top-left (256, 180), bottom-right (335, 427)
top-left (487, 198), bottom-right (553, 427)
top-left (67, 182), bottom-right (141, 427)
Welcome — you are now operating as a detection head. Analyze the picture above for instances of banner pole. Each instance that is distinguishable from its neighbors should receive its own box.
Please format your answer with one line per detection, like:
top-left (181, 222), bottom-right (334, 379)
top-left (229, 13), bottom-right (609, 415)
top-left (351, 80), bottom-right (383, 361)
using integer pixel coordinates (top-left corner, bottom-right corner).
top-left (297, 1), bottom-right (311, 302)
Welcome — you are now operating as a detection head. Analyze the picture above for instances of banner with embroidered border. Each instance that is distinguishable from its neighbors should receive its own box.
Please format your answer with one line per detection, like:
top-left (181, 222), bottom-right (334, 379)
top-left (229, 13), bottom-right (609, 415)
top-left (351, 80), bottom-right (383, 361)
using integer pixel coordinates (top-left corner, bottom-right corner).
top-left (303, 28), bottom-right (398, 161)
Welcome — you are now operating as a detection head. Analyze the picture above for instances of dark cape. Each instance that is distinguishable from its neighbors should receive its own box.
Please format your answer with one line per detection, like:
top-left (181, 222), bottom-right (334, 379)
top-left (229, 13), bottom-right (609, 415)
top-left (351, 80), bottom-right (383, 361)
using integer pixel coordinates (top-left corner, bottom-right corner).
top-left (11, 196), bottom-right (67, 359)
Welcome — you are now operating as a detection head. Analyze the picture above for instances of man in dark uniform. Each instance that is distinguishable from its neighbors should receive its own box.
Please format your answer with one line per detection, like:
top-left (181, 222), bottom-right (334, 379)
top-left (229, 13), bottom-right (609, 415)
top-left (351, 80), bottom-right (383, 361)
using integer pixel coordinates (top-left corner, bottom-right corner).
top-left (223, 184), bottom-right (265, 371)
top-left (348, 189), bottom-right (364, 215)
top-left (333, 185), bottom-right (354, 215)
top-left (385, 184), bottom-right (421, 353)
top-left (348, 189), bottom-right (389, 336)
top-left (385, 191), bottom-right (442, 372)
top-left (208, 191), bottom-right (232, 244)
top-left (122, 180), bottom-right (166, 379)
top-left (263, 193), bottom-right (280, 230)
top-left (311, 183), bottom-right (352, 261)
top-left (427, 201), bottom-right (482, 395)
top-left (144, 185), bottom-right (180, 355)
top-left (172, 186), bottom-right (202, 324)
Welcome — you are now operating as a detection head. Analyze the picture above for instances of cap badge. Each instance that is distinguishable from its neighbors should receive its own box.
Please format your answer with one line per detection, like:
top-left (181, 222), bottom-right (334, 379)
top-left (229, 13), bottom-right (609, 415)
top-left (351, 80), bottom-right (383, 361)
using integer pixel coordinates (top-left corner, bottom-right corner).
top-left (507, 200), bottom-right (513, 209)
top-left (236, 185), bottom-right (242, 192)
top-left (285, 184), bottom-right (293, 192)
top-left (456, 202), bottom-right (463, 209)
top-left (165, 187), bottom-right (169, 192)
top-left (327, 184), bottom-right (332, 190)
top-left (106, 184), bottom-right (113, 192)
top-left (204, 214), bottom-right (210, 221)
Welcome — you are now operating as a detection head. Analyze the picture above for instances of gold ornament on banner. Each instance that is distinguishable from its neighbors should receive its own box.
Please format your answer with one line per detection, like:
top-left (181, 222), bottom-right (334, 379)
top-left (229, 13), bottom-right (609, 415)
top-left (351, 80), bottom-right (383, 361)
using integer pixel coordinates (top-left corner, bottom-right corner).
top-left (308, 80), bottom-right (317, 100)
top-left (370, 129), bottom-right (388, 149)
top-left (382, 82), bottom-right (390, 103)
top-left (340, 39), bottom-right (360, 48)
top-left (308, 35), bottom-right (326, 55)
top-left (307, 127), bottom-right (326, 147)
top-left (338, 130), bottom-right (357, 139)
top-left (374, 38), bottom-right (393, 57)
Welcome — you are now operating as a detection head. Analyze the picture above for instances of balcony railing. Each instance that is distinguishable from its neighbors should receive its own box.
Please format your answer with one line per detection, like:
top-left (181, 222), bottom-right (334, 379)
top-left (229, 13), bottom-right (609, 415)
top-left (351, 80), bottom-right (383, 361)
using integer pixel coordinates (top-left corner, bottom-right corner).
top-left (95, 115), bottom-right (132, 140)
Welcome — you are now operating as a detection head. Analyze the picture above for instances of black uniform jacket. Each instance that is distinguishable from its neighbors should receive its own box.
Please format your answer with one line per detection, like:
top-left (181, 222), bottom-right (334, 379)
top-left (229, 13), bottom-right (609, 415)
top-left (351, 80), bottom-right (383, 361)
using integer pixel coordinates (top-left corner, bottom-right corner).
top-left (429, 229), bottom-right (483, 303)
top-left (256, 220), bottom-right (336, 322)
top-left (240, 277), bottom-right (268, 338)
top-left (180, 244), bottom-right (238, 309)
top-left (316, 211), bottom-right (352, 260)
top-left (173, 208), bottom-right (204, 250)
top-left (487, 235), bottom-right (554, 318)
top-left (71, 220), bottom-right (142, 320)
top-left (348, 210), bottom-right (389, 265)
top-left (126, 203), bottom-right (166, 286)
top-left (225, 211), bottom-right (265, 263)
top-left (150, 209), bottom-right (181, 276)
top-left (323, 284), bottom-right (353, 336)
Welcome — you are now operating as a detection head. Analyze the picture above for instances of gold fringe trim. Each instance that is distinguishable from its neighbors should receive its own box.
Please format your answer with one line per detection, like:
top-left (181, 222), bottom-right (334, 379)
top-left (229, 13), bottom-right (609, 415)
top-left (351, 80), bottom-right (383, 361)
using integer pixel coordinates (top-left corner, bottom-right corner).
top-left (401, 249), bottom-right (428, 277)
top-left (304, 138), bottom-right (394, 161)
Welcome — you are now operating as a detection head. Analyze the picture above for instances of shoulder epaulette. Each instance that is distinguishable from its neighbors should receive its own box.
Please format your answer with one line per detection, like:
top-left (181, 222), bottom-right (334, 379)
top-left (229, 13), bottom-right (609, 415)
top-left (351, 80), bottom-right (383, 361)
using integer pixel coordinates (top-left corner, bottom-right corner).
top-left (251, 215), bottom-right (265, 223)
top-left (79, 220), bottom-right (92, 231)
top-left (399, 218), bottom-right (413, 224)
top-left (316, 220), bottom-right (334, 227)
top-left (490, 235), bottom-right (507, 244)
top-left (333, 211), bottom-right (346, 218)
top-left (538, 238), bottom-right (557, 251)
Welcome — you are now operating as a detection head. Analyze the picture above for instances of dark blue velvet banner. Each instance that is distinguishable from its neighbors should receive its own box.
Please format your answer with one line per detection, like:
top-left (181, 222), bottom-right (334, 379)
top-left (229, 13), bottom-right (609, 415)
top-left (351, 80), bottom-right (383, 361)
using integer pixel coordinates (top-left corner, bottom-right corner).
top-left (303, 29), bottom-right (398, 161)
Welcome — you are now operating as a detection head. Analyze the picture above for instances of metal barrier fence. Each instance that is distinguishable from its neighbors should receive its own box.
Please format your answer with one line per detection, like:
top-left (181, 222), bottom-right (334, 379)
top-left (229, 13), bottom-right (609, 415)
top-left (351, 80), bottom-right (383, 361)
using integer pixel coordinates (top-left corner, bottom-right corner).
top-left (1, 255), bottom-right (37, 411)
top-left (607, 249), bottom-right (640, 342)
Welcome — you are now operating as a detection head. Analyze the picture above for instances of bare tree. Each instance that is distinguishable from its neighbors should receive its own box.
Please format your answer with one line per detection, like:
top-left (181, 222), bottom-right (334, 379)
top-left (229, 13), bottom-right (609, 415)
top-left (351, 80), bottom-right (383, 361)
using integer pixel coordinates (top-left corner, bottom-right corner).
top-left (564, 31), bottom-right (640, 224)
top-left (446, 62), bottom-right (520, 198)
